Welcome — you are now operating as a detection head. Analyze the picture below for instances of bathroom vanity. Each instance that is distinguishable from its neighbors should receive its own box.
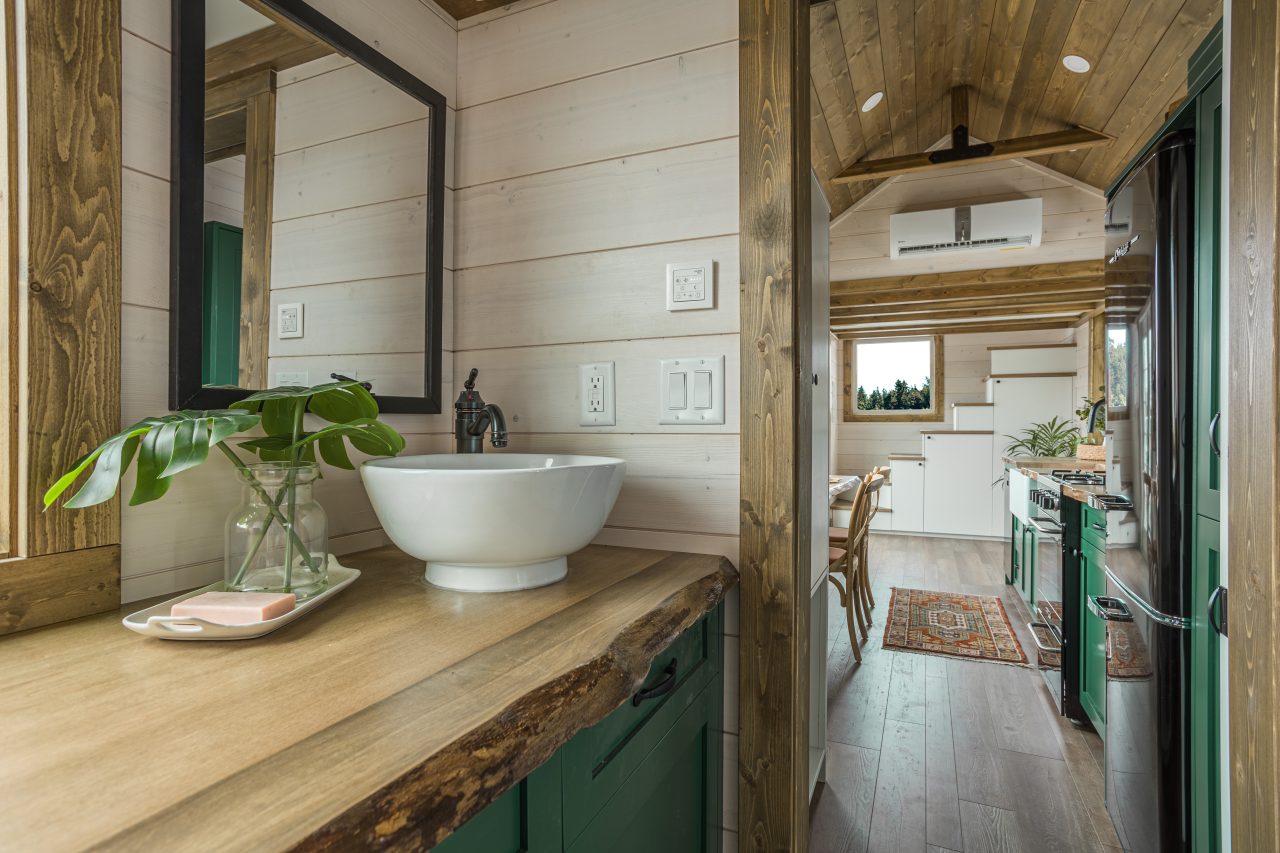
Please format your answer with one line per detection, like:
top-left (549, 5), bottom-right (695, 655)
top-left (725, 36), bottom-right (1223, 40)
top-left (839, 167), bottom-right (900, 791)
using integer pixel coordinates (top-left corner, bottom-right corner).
top-left (0, 545), bottom-right (735, 851)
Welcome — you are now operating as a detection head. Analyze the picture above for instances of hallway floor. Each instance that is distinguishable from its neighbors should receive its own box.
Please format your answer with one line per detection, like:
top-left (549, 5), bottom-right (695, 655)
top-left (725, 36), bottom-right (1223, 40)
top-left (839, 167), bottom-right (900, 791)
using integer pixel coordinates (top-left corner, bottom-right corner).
top-left (810, 534), bottom-right (1125, 853)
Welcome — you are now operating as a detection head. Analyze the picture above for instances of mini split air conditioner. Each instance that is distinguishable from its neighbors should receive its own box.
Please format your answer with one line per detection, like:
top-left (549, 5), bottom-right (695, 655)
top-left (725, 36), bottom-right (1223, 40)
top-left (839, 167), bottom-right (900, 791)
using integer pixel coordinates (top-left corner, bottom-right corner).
top-left (888, 198), bottom-right (1042, 258)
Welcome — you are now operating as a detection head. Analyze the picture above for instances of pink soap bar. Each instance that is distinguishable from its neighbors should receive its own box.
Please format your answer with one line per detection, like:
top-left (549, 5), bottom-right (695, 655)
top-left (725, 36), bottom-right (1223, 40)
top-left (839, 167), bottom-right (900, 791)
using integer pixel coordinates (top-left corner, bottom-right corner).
top-left (170, 591), bottom-right (297, 625)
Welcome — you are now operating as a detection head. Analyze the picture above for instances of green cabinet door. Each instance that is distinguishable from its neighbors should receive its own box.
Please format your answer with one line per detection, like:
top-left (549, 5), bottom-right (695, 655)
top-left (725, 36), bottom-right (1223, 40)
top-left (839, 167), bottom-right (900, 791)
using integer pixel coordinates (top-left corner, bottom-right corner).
top-left (567, 677), bottom-right (722, 853)
top-left (1079, 540), bottom-right (1107, 739)
top-left (202, 221), bottom-right (243, 387)
top-left (1193, 75), bottom-right (1223, 522)
top-left (1190, 515), bottom-right (1221, 853)
top-left (1009, 517), bottom-right (1022, 586)
top-left (432, 756), bottom-right (563, 853)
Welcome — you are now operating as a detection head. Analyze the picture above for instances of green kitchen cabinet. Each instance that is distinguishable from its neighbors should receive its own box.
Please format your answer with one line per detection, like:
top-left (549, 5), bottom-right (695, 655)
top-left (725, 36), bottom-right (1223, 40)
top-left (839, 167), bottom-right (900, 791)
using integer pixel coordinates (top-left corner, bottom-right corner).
top-left (1079, 539), bottom-right (1107, 740)
top-left (1019, 522), bottom-right (1036, 608)
top-left (1190, 515), bottom-right (1221, 853)
top-left (1193, 75), bottom-right (1223, 522)
top-left (434, 606), bottom-right (724, 853)
top-left (1009, 517), bottom-right (1023, 586)
top-left (201, 221), bottom-right (243, 387)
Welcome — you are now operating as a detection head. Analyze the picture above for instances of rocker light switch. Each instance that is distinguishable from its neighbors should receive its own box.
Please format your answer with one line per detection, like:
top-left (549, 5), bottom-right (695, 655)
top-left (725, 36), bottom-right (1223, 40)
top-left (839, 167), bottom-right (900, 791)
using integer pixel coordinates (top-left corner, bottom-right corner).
top-left (658, 356), bottom-right (725, 425)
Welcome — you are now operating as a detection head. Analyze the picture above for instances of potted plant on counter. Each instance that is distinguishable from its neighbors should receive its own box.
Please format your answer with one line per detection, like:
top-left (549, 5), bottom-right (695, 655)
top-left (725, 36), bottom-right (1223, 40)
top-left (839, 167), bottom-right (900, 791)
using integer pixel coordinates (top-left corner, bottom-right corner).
top-left (1074, 396), bottom-right (1107, 462)
top-left (1003, 416), bottom-right (1081, 458)
top-left (43, 381), bottom-right (405, 600)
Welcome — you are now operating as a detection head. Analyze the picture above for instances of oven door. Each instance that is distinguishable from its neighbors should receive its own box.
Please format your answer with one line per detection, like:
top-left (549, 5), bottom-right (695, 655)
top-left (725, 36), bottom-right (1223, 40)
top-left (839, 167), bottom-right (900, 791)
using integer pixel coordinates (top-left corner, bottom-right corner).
top-left (1027, 515), bottom-right (1066, 710)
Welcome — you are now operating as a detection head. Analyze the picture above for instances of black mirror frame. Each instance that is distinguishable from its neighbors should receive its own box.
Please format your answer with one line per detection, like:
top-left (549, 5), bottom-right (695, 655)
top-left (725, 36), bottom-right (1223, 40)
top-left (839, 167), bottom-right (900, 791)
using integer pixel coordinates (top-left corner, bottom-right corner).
top-left (169, 0), bottom-right (447, 413)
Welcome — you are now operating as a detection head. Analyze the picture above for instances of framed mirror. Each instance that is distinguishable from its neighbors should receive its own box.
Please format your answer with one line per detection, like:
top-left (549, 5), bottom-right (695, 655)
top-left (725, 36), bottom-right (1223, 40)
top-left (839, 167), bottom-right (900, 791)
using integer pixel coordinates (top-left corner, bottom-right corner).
top-left (171, 0), bottom-right (447, 413)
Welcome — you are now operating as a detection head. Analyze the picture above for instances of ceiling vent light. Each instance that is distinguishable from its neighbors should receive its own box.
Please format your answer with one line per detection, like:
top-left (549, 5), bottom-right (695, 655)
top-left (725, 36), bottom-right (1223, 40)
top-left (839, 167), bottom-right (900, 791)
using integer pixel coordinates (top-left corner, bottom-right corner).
top-left (861, 91), bottom-right (884, 112)
top-left (1062, 54), bottom-right (1091, 74)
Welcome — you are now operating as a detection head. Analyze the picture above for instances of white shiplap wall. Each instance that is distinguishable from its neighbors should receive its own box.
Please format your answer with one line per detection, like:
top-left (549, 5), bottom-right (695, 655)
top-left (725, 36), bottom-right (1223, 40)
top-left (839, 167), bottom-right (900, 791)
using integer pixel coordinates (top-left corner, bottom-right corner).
top-left (455, 0), bottom-right (739, 842)
top-left (119, 0), bottom-right (458, 602)
top-left (832, 159), bottom-right (1105, 476)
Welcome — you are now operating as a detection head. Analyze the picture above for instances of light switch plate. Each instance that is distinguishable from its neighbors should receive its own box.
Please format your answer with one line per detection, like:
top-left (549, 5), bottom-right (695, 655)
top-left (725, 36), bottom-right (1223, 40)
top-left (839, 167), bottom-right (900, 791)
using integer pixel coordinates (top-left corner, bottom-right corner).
top-left (277, 302), bottom-right (304, 339)
top-left (578, 361), bottom-right (615, 426)
top-left (665, 260), bottom-right (714, 311)
top-left (658, 355), bottom-right (725, 425)
top-left (275, 369), bottom-right (309, 386)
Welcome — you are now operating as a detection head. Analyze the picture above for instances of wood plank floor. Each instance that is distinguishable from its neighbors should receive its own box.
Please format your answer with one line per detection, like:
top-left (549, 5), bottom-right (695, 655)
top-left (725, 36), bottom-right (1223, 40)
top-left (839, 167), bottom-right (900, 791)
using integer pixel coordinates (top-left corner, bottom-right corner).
top-left (811, 534), bottom-right (1126, 853)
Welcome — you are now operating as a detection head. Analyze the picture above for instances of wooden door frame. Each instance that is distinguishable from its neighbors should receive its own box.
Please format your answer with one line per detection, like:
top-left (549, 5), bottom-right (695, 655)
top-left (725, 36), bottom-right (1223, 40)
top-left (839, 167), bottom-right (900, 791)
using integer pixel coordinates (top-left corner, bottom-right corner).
top-left (1227, 1), bottom-right (1280, 848)
top-left (738, 0), bottom-right (813, 848)
top-left (0, 0), bottom-right (123, 635)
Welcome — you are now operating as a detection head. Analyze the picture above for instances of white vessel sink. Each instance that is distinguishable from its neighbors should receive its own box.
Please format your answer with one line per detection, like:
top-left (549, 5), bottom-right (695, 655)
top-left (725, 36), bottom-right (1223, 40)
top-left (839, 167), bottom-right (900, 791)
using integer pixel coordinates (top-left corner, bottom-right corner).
top-left (361, 453), bottom-right (625, 592)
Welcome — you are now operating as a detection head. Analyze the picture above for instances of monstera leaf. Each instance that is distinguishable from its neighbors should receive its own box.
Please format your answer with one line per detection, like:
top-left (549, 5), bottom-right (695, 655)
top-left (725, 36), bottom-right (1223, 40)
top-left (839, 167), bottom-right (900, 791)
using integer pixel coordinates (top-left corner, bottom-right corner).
top-left (43, 409), bottom-right (261, 509)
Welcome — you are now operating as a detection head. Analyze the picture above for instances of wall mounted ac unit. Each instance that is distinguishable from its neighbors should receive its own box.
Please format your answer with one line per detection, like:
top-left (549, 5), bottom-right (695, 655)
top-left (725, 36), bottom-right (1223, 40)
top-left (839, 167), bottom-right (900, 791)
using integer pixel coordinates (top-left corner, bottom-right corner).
top-left (888, 198), bottom-right (1042, 258)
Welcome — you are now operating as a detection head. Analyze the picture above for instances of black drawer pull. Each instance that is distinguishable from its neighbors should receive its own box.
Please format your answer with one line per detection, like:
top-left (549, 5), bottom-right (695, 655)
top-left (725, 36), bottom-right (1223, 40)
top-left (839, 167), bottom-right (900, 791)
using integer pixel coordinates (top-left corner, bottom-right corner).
top-left (632, 658), bottom-right (678, 706)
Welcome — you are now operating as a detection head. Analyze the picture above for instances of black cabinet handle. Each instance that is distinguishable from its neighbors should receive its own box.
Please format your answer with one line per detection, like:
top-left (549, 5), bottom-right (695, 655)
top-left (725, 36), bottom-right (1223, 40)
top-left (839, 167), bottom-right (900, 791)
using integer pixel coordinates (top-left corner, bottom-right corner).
top-left (1208, 585), bottom-right (1228, 637)
top-left (632, 658), bottom-right (678, 706)
top-left (1209, 411), bottom-right (1221, 458)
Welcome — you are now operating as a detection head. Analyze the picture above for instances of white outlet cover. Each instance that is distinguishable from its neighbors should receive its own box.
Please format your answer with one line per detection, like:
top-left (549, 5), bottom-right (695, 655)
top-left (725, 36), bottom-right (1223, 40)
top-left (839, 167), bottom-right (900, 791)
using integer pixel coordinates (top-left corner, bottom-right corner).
top-left (665, 260), bottom-right (714, 311)
top-left (278, 302), bottom-right (304, 339)
top-left (578, 361), bottom-right (616, 426)
top-left (275, 369), bottom-right (309, 386)
top-left (658, 355), bottom-right (725, 425)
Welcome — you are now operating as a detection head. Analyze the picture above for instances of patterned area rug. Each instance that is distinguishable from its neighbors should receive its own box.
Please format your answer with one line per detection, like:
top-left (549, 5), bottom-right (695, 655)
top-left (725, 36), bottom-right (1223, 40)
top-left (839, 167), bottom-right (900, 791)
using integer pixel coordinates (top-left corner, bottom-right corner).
top-left (882, 587), bottom-right (1028, 666)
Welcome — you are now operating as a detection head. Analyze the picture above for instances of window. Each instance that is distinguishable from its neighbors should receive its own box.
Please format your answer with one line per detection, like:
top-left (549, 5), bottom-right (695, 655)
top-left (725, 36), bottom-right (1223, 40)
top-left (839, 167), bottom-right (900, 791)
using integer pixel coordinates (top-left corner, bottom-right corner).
top-left (1107, 325), bottom-right (1129, 418)
top-left (843, 336), bottom-right (944, 422)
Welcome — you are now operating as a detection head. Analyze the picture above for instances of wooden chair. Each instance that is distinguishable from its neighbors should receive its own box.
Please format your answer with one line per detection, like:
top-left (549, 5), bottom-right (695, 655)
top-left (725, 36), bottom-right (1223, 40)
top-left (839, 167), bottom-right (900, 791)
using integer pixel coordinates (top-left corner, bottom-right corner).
top-left (860, 465), bottom-right (889, 608)
top-left (826, 474), bottom-right (883, 661)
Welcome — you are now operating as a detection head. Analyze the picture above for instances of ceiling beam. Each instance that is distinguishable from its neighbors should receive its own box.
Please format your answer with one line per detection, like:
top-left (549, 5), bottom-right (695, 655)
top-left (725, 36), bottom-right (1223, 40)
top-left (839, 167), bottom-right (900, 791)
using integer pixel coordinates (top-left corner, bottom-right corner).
top-left (205, 23), bottom-right (334, 87)
top-left (831, 289), bottom-right (1105, 318)
top-left (836, 318), bottom-right (1079, 339)
top-left (831, 259), bottom-right (1104, 295)
top-left (832, 126), bottom-right (1114, 184)
top-left (832, 279), bottom-right (1102, 308)
top-left (832, 301), bottom-right (1100, 325)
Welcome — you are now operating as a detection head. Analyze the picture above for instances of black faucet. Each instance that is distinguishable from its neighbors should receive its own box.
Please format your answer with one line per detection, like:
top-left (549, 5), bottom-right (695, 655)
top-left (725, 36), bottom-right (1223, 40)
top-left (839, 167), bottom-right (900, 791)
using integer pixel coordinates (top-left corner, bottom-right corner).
top-left (1085, 398), bottom-right (1106, 434)
top-left (455, 368), bottom-right (508, 453)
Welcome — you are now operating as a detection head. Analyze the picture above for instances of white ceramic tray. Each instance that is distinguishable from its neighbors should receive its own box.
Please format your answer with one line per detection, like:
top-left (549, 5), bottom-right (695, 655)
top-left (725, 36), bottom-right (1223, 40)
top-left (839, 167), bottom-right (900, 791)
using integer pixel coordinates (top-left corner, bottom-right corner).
top-left (123, 556), bottom-right (360, 641)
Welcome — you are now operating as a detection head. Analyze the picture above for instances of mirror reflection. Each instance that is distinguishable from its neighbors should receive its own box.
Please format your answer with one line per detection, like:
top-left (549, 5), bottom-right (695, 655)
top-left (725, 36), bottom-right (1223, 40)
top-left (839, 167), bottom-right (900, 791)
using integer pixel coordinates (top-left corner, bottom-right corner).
top-left (201, 0), bottom-right (430, 397)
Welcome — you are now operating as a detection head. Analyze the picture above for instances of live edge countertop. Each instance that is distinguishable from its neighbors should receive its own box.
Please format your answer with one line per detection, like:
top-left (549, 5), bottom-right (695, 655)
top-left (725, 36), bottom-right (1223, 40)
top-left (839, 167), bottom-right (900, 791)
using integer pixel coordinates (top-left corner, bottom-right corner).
top-left (0, 545), bottom-right (737, 852)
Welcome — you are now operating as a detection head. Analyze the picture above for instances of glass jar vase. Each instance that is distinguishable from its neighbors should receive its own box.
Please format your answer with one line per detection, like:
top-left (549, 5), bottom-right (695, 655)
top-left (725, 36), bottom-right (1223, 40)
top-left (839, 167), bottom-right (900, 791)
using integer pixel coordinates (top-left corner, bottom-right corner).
top-left (225, 462), bottom-right (329, 600)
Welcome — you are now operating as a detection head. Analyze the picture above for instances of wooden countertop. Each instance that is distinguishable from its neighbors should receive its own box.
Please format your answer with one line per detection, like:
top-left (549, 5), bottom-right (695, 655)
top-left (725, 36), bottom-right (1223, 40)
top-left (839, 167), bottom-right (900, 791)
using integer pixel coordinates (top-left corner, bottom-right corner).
top-left (0, 545), bottom-right (737, 852)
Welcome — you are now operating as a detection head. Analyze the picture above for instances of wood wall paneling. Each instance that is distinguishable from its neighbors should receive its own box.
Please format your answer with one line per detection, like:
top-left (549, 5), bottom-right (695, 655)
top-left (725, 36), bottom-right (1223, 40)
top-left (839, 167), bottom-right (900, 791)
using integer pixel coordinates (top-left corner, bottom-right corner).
top-left (739, 0), bottom-right (811, 848)
top-left (1228, 0), bottom-right (1280, 847)
top-left (237, 75), bottom-right (276, 389)
top-left (1, 0), bottom-right (17, 558)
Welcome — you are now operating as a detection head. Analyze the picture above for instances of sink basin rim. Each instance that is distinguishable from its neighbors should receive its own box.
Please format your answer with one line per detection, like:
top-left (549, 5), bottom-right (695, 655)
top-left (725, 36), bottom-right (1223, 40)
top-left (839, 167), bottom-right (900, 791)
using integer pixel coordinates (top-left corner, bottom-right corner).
top-left (362, 453), bottom-right (626, 474)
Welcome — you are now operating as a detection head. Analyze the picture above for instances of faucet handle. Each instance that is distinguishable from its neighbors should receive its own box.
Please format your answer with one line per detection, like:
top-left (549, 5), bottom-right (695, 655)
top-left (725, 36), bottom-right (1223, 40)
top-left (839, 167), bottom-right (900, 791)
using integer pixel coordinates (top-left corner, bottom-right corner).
top-left (464, 368), bottom-right (479, 391)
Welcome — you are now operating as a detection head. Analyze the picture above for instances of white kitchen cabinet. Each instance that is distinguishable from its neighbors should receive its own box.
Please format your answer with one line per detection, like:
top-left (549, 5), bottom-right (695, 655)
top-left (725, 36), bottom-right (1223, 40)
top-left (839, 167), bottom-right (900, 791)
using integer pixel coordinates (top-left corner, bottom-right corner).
top-left (953, 403), bottom-right (994, 430)
top-left (889, 456), bottom-right (924, 532)
top-left (988, 344), bottom-right (1076, 374)
top-left (988, 374), bottom-right (1075, 536)
top-left (922, 432), bottom-right (995, 536)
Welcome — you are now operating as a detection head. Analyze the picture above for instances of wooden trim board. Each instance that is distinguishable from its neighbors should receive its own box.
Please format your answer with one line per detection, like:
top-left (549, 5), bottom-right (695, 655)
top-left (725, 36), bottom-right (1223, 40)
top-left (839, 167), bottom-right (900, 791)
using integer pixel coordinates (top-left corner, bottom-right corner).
top-left (0, 546), bottom-right (121, 636)
top-left (17, 0), bottom-right (121, 578)
top-left (1228, 1), bottom-right (1280, 848)
top-left (738, 0), bottom-right (812, 847)
top-left (0, 0), bottom-right (18, 559)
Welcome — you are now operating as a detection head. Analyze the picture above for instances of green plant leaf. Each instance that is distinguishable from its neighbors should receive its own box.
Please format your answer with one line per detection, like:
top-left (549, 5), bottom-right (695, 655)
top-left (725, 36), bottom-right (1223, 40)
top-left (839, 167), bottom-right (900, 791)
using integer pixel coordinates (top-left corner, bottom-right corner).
top-left (261, 397), bottom-right (299, 437)
top-left (308, 382), bottom-right (377, 424)
top-left (44, 410), bottom-right (261, 510)
top-left (317, 434), bottom-right (354, 469)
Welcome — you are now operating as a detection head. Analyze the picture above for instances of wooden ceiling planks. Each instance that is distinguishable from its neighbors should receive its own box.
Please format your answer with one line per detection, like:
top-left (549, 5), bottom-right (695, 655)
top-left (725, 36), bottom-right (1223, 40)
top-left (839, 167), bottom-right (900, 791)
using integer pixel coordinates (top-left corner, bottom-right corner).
top-left (810, 0), bottom-right (1221, 217)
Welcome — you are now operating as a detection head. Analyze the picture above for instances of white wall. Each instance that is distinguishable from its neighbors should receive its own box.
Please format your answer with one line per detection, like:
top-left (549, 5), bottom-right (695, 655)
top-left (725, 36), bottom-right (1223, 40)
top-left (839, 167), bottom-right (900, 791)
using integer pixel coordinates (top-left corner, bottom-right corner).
top-left (119, 0), bottom-right (458, 602)
top-left (454, 0), bottom-right (739, 842)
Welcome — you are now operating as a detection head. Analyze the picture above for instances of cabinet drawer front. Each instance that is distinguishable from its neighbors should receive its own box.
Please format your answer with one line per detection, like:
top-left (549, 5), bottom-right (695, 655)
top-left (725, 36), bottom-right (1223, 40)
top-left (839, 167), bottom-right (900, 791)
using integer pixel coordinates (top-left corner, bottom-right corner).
top-left (562, 607), bottom-right (723, 843)
top-left (1081, 504), bottom-right (1107, 550)
top-left (567, 676), bottom-right (722, 853)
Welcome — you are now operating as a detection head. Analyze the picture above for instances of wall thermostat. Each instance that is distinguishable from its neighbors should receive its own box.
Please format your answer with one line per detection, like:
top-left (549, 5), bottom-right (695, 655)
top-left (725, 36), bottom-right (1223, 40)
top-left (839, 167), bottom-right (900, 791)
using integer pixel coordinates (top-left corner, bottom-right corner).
top-left (665, 260), bottom-right (714, 311)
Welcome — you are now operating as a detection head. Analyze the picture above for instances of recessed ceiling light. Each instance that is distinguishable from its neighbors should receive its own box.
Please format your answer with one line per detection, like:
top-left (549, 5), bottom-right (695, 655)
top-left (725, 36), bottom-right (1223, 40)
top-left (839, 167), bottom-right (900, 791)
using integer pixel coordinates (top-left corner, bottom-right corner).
top-left (861, 91), bottom-right (884, 112)
top-left (1062, 54), bottom-right (1091, 74)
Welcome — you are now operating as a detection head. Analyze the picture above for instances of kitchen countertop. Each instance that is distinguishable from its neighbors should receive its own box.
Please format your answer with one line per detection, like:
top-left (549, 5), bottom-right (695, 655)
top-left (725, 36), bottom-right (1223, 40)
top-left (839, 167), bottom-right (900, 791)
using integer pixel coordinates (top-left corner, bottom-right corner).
top-left (0, 545), bottom-right (737, 851)
top-left (1003, 455), bottom-right (1106, 476)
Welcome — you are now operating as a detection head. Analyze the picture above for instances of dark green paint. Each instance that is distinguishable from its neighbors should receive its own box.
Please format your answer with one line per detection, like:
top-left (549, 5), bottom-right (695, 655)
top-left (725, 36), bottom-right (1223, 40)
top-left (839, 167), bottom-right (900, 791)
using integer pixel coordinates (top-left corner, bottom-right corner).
top-left (201, 221), bottom-right (242, 386)
top-left (433, 607), bottom-right (724, 853)
top-left (1079, 539), bottom-right (1107, 740)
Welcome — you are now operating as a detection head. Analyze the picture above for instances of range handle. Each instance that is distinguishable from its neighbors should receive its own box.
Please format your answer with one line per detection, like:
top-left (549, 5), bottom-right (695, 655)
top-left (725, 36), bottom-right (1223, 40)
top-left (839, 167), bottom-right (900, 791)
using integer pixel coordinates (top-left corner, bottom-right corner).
top-left (1088, 595), bottom-right (1134, 622)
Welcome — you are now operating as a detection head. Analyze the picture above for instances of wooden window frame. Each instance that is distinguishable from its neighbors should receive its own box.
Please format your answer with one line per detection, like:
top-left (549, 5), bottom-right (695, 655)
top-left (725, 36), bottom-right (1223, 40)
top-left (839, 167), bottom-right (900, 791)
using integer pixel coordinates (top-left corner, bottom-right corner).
top-left (842, 335), bottom-right (945, 423)
top-left (0, 0), bottom-right (122, 636)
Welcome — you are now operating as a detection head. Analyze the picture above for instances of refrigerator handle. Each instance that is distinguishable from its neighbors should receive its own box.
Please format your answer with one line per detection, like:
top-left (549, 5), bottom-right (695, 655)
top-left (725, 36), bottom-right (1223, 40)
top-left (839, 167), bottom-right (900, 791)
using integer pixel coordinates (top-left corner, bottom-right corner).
top-left (1209, 411), bottom-right (1222, 458)
top-left (1089, 595), bottom-right (1134, 622)
top-left (1208, 585), bottom-right (1228, 637)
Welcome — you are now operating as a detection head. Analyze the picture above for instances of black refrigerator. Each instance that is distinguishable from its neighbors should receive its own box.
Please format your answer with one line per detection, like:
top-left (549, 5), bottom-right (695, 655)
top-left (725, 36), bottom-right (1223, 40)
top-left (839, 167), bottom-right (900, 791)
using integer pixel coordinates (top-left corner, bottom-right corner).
top-left (1096, 129), bottom-right (1195, 852)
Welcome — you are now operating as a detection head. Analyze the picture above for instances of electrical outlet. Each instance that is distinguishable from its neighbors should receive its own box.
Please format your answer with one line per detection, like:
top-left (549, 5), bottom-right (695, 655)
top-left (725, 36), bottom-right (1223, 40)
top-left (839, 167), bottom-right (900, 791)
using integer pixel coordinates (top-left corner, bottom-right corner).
top-left (277, 302), bottom-right (304, 339)
top-left (275, 370), bottom-right (309, 386)
top-left (578, 362), bottom-right (615, 426)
